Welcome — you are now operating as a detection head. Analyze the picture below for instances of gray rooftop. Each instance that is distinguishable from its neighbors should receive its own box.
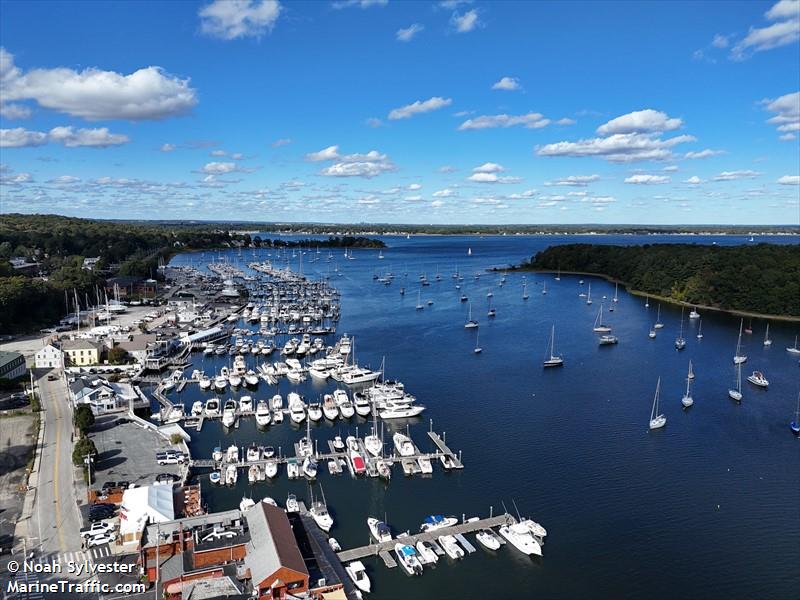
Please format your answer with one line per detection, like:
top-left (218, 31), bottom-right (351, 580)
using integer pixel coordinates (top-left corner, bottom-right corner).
top-left (244, 502), bottom-right (308, 586)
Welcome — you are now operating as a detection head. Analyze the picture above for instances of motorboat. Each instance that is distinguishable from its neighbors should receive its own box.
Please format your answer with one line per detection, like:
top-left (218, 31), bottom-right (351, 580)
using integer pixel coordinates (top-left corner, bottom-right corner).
top-left (214, 375), bottom-right (227, 392)
top-left (288, 393), bottom-right (306, 424)
top-left (377, 459), bottom-right (392, 479)
top-left (199, 375), bottom-right (212, 390)
top-left (393, 432), bottom-right (415, 457)
top-left (204, 398), bottom-right (220, 417)
top-left (302, 456), bottom-right (318, 479)
top-left (212, 446), bottom-right (223, 462)
top-left (349, 447), bottom-right (366, 475)
top-left (228, 372), bottom-right (242, 388)
top-left (308, 367), bottom-right (329, 380)
top-left (246, 443), bottom-right (260, 462)
top-left (255, 400), bottom-right (271, 426)
top-left (191, 401), bottom-right (203, 416)
top-left (334, 389), bottom-right (355, 418)
top-left (379, 404), bottom-right (426, 419)
top-left (598, 335), bottom-right (618, 345)
top-left (499, 522), bottom-right (542, 556)
top-left (239, 395), bottom-right (254, 413)
top-left (222, 399), bottom-right (237, 428)
top-left (264, 460), bottom-right (278, 478)
top-left (262, 497), bottom-right (277, 507)
top-left (247, 464), bottom-right (260, 483)
top-left (345, 561), bottom-right (371, 594)
top-left (353, 392), bottom-right (372, 416)
top-left (476, 528), bottom-right (502, 550)
top-left (310, 499), bottom-right (333, 531)
top-left (307, 402), bottom-right (323, 422)
top-left (746, 371), bottom-right (769, 387)
top-left (415, 540), bottom-right (438, 564)
top-left (522, 518), bottom-right (547, 538)
top-left (329, 538), bottom-right (342, 552)
top-left (245, 370), bottom-right (259, 386)
top-left (364, 432), bottom-right (383, 457)
top-left (368, 517), bottom-right (392, 542)
top-left (420, 515), bottom-right (458, 532)
top-left (395, 544), bottom-right (424, 575)
top-left (322, 394), bottom-right (339, 420)
top-left (225, 444), bottom-right (239, 462)
top-left (286, 493), bottom-right (299, 513)
top-left (341, 367), bottom-right (382, 385)
top-left (225, 464), bottom-right (238, 486)
top-left (287, 459), bottom-right (299, 479)
top-left (417, 456), bottom-right (433, 474)
top-left (437, 535), bottom-right (464, 559)
top-left (209, 471), bottom-right (221, 485)
top-left (332, 436), bottom-right (345, 451)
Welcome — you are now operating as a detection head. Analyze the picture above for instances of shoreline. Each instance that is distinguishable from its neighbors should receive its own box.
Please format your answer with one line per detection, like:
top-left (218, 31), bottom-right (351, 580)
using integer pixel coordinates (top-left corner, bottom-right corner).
top-left (514, 268), bottom-right (800, 323)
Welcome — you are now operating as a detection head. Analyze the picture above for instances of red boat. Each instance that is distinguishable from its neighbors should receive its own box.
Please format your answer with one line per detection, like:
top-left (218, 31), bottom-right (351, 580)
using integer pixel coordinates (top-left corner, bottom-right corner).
top-left (350, 449), bottom-right (366, 475)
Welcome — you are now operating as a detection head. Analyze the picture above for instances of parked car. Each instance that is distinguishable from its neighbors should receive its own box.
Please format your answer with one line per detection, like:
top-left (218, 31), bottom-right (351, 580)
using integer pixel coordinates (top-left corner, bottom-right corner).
top-left (47, 374), bottom-right (57, 381)
top-left (80, 522), bottom-right (114, 538)
top-left (154, 473), bottom-right (179, 485)
top-left (100, 482), bottom-right (117, 493)
top-left (86, 532), bottom-right (117, 548)
top-left (116, 480), bottom-right (130, 489)
top-left (157, 453), bottom-right (185, 466)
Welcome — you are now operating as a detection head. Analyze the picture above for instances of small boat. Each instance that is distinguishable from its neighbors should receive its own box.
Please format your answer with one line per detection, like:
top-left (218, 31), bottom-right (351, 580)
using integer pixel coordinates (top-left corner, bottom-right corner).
top-left (239, 496), bottom-right (256, 513)
top-left (212, 446), bottom-right (223, 462)
top-left (310, 497), bottom-right (333, 532)
top-left (322, 394), bottom-right (339, 420)
top-left (476, 528), bottom-right (502, 551)
top-left (334, 389), bottom-right (355, 418)
top-left (416, 540), bottom-right (439, 564)
top-left (763, 323), bottom-right (772, 347)
top-left (474, 330), bottom-right (482, 354)
top-left (302, 456), bottom-right (318, 479)
top-left (221, 399), bottom-right (237, 428)
top-left (191, 401), bottom-right (203, 416)
top-left (543, 324), bottom-right (563, 367)
top-left (728, 362), bottom-right (743, 402)
top-left (393, 432), bottom-right (415, 457)
top-left (255, 400), bottom-right (271, 426)
top-left (733, 319), bottom-right (747, 364)
top-left (790, 393), bottom-right (800, 436)
top-left (209, 471), bottom-right (221, 485)
top-left (379, 404), bottom-right (426, 419)
top-left (586, 282), bottom-right (592, 305)
top-left (681, 364), bottom-right (694, 408)
top-left (522, 281), bottom-right (529, 300)
top-left (499, 522), bottom-right (542, 556)
top-left (199, 375), bottom-right (212, 390)
top-left (345, 561), bottom-right (371, 594)
top-left (649, 377), bottom-right (667, 430)
top-left (696, 319), bottom-right (703, 339)
top-left (395, 544), bottom-right (424, 575)
top-left (415, 289), bottom-right (423, 311)
top-left (689, 307), bottom-right (700, 319)
top-left (308, 402), bottom-right (323, 422)
top-left (649, 327), bottom-right (656, 339)
top-left (204, 398), bottom-right (220, 417)
top-left (438, 535), bottom-right (464, 560)
top-left (368, 517), bottom-right (392, 543)
top-left (264, 460), bottom-right (278, 478)
top-left (289, 393), bottom-right (306, 424)
top-left (349, 447), bottom-right (366, 475)
top-left (420, 514), bottom-right (458, 532)
top-left (464, 302), bottom-right (478, 329)
top-left (598, 335), bottom-right (618, 345)
top-left (246, 442), bottom-right (260, 462)
top-left (612, 282), bottom-right (618, 303)
top-left (592, 304), bottom-right (611, 333)
top-left (364, 431), bottom-right (383, 457)
top-left (286, 493), bottom-right (299, 513)
top-left (787, 335), bottom-right (800, 355)
top-left (225, 464), bottom-right (238, 486)
top-left (239, 395), bottom-right (253, 413)
top-left (329, 538), bottom-right (342, 552)
top-left (654, 304), bottom-right (664, 329)
top-left (746, 371), bottom-right (769, 388)
top-left (287, 458), bottom-right (299, 479)
top-left (261, 497), bottom-right (277, 507)
top-left (332, 435), bottom-right (345, 451)
top-left (354, 392), bottom-right (372, 416)
top-left (675, 308), bottom-right (686, 350)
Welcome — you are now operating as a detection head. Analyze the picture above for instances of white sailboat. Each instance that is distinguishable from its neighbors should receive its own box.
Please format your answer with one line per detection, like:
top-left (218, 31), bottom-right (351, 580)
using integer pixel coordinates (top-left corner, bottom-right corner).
top-left (649, 377), bottom-right (667, 430)
top-left (474, 330), bottom-right (482, 354)
top-left (681, 363), bottom-right (694, 408)
top-left (593, 304), bottom-right (611, 333)
top-left (522, 281), bottom-right (529, 300)
top-left (787, 335), bottom-right (800, 355)
top-left (543, 324), bottom-right (563, 367)
top-left (763, 323), bottom-right (772, 347)
top-left (654, 304), bottom-right (664, 329)
top-left (728, 362), bottom-right (743, 402)
top-left (586, 282), bottom-right (592, 305)
top-left (612, 282), bottom-right (619, 303)
top-left (696, 319), bottom-right (703, 339)
top-left (542, 281), bottom-right (547, 295)
top-left (464, 302), bottom-right (478, 328)
top-left (644, 295), bottom-right (650, 308)
top-left (415, 289), bottom-right (423, 310)
top-left (733, 319), bottom-right (747, 364)
top-left (675, 307), bottom-right (686, 350)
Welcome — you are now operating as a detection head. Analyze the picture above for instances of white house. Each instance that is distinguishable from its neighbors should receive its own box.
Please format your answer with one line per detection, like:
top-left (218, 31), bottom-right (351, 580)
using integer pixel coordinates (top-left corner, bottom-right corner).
top-left (35, 343), bottom-right (62, 369)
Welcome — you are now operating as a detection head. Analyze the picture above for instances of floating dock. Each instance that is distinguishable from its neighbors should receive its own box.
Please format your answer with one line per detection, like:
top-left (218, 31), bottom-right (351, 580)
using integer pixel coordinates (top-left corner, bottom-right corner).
top-left (336, 513), bottom-right (515, 566)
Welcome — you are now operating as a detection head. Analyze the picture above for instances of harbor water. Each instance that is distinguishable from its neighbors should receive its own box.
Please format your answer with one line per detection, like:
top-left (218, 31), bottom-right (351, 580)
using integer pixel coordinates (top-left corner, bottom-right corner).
top-left (166, 234), bottom-right (800, 600)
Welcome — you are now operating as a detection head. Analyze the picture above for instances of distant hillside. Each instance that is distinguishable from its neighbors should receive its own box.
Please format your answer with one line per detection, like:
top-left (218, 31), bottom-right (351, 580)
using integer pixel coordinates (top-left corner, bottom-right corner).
top-left (524, 243), bottom-right (800, 318)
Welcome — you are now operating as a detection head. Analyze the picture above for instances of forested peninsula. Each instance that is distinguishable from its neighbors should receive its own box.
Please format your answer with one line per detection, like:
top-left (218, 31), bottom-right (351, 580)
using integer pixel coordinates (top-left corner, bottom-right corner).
top-left (520, 243), bottom-right (800, 318)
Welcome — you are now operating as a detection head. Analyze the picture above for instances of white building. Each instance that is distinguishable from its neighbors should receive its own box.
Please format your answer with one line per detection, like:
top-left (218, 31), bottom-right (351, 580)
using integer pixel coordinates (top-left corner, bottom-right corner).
top-left (35, 343), bottom-right (62, 369)
top-left (119, 484), bottom-right (175, 544)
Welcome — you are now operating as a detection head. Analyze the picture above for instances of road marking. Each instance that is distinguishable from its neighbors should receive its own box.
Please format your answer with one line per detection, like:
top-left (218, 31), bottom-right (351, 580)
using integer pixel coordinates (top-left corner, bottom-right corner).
top-left (50, 383), bottom-right (67, 553)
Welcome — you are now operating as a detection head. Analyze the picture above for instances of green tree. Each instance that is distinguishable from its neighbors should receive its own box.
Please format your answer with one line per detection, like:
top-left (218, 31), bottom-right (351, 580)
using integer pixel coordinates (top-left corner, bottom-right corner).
top-left (72, 436), bottom-right (97, 467)
top-left (107, 346), bottom-right (128, 365)
top-left (73, 405), bottom-right (95, 434)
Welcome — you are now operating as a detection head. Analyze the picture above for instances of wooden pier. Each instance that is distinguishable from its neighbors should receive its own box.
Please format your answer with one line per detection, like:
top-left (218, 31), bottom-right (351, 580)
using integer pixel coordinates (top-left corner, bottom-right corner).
top-left (428, 431), bottom-right (464, 468)
top-left (336, 513), bottom-right (516, 567)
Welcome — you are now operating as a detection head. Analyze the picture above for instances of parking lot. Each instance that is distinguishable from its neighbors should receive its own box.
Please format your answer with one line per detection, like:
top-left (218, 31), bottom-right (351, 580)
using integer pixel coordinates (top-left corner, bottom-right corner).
top-left (88, 414), bottom-right (182, 490)
top-left (0, 413), bottom-right (36, 552)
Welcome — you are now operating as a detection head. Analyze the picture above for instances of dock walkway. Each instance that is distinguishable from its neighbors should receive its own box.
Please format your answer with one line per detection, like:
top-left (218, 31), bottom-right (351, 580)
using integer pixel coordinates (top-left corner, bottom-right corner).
top-left (336, 513), bottom-right (515, 566)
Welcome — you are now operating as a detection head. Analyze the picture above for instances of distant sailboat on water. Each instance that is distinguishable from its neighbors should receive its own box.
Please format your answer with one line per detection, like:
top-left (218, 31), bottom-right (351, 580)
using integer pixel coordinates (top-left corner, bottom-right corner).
top-left (763, 323), bottom-right (772, 347)
top-left (681, 362), bottom-right (694, 408)
top-left (728, 362), bottom-right (743, 402)
top-left (654, 304), bottom-right (664, 329)
top-left (543, 325), bottom-right (563, 367)
top-left (696, 319), bottom-right (703, 339)
top-left (468, 247), bottom-right (472, 256)
top-left (649, 377), bottom-right (667, 430)
top-left (733, 319), bottom-right (747, 364)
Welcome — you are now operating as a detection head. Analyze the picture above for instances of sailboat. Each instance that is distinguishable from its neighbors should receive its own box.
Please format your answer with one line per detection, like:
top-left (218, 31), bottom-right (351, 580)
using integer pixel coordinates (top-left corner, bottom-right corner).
top-left (593, 304), bottom-right (611, 333)
top-left (644, 295), bottom-right (650, 308)
top-left (586, 282), bottom-right (592, 305)
top-left (649, 325), bottom-right (656, 339)
top-left (522, 281), bottom-right (529, 300)
top-left (681, 363), bottom-right (694, 408)
top-left (791, 393), bottom-right (800, 436)
top-left (464, 302), bottom-right (478, 328)
top-left (649, 377), bottom-right (667, 430)
top-left (675, 307), bottom-right (686, 350)
top-left (474, 331), bottom-right (482, 354)
top-left (788, 335), bottom-right (800, 355)
top-left (733, 319), bottom-right (747, 364)
top-left (654, 304), bottom-right (664, 329)
top-left (542, 281), bottom-right (547, 295)
top-left (696, 319), bottom-right (703, 340)
top-left (555, 268), bottom-right (561, 281)
top-left (415, 289), bottom-right (423, 310)
top-left (763, 323), bottom-right (772, 347)
top-left (487, 296), bottom-right (496, 317)
top-left (468, 247), bottom-right (472, 256)
top-left (612, 282), bottom-right (619, 303)
top-left (728, 362), bottom-right (743, 402)
top-left (543, 325), bottom-right (563, 367)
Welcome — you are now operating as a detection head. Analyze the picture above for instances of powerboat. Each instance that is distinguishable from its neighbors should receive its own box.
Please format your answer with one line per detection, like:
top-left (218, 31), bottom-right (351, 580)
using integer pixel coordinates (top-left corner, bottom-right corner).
top-left (476, 528), bottom-right (502, 550)
top-left (245, 370), bottom-right (259, 387)
top-left (255, 400), bottom-right (271, 426)
top-left (437, 535), bottom-right (464, 559)
top-left (212, 446), bottom-right (223, 462)
top-left (598, 335), bottom-right (618, 345)
top-left (310, 500), bottom-right (333, 531)
top-left (415, 540), bottom-right (438, 564)
top-left (379, 404), bottom-right (426, 419)
top-left (394, 544), bottom-right (424, 575)
top-left (345, 561), bottom-right (371, 594)
top-left (307, 402), bottom-right (323, 422)
top-left (746, 371), bottom-right (769, 387)
top-left (332, 436), bottom-right (345, 451)
top-left (287, 458), bottom-right (299, 479)
top-left (286, 493), bottom-right (299, 513)
top-left (199, 375), bottom-right (212, 390)
top-left (191, 401), bottom-right (203, 416)
top-left (288, 393), bottom-right (306, 424)
top-left (322, 394), bottom-right (339, 420)
top-left (368, 517), bottom-right (392, 543)
top-left (225, 444), bottom-right (239, 462)
top-left (264, 460), bottom-right (278, 478)
top-left (222, 399), bottom-right (237, 428)
top-left (353, 392), bottom-right (372, 417)
top-left (499, 522), bottom-right (542, 556)
top-left (246, 443), bottom-right (260, 462)
top-left (239, 395), bottom-right (253, 413)
top-left (420, 515), bottom-right (458, 532)
top-left (393, 432), bottom-right (415, 457)
top-left (209, 471), bottom-right (221, 485)
top-left (224, 464), bottom-right (238, 486)
top-left (417, 456), bottom-right (433, 474)
top-left (334, 389), bottom-right (355, 418)
top-left (204, 398), bottom-right (220, 417)
top-left (214, 374), bottom-right (227, 392)
top-left (329, 538), bottom-right (342, 552)
top-left (522, 518), bottom-right (548, 538)
top-left (349, 447), bottom-right (366, 475)
top-left (302, 456), bottom-right (318, 480)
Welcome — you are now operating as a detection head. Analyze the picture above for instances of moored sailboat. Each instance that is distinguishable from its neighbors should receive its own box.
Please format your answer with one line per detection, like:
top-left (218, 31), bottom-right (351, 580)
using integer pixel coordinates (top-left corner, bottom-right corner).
top-left (649, 377), bottom-right (666, 430)
top-left (543, 324), bottom-right (563, 367)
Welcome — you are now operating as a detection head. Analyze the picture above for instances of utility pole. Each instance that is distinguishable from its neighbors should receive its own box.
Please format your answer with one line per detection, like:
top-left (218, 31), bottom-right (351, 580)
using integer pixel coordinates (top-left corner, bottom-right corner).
top-left (84, 453), bottom-right (95, 493)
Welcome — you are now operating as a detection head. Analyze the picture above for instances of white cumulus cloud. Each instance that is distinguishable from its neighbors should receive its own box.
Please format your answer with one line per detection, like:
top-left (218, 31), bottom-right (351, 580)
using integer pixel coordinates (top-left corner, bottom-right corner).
top-left (451, 9), bottom-right (479, 33)
top-left (777, 174), bottom-right (800, 185)
top-left (1, 126), bottom-right (128, 148)
top-left (458, 112), bottom-right (549, 131)
top-left (685, 149), bottom-right (724, 159)
top-left (306, 145), bottom-right (340, 161)
top-left (491, 77), bottom-right (521, 91)
top-left (311, 148), bottom-right (395, 179)
top-left (731, 0), bottom-right (800, 60)
top-left (388, 97), bottom-right (452, 120)
top-left (596, 109), bottom-right (682, 135)
top-left (713, 170), bottom-right (762, 181)
top-left (397, 24), bottom-right (424, 42)
top-left (199, 0), bottom-right (281, 40)
top-left (545, 174), bottom-right (600, 187)
top-left (684, 176), bottom-right (703, 184)
top-left (762, 91), bottom-right (800, 140)
top-left (537, 132), bottom-right (695, 163)
top-left (433, 188), bottom-right (456, 197)
top-left (624, 174), bottom-right (671, 184)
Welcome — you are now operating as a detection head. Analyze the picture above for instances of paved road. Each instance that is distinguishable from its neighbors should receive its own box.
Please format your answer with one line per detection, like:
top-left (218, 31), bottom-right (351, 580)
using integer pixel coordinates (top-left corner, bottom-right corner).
top-left (31, 372), bottom-right (82, 556)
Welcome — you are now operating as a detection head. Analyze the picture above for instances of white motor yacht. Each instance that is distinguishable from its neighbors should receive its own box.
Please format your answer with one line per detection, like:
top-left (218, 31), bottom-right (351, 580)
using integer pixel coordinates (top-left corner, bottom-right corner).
top-left (417, 456), bottom-right (433, 474)
top-left (286, 493), bottom-right (299, 513)
top-left (322, 394), bottom-right (339, 420)
top-left (245, 370), bottom-right (259, 386)
top-left (302, 456), bottom-right (318, 479)
top-left (379, 404), bottom-right (426, 419)
top-left (307, 402), bottom-right (323, 422)
top-left (255, 400), bottom-right (271, 426)
top-left (308, 367), bottom-right (329, 380)
top-left (199, 375), bottom-right (212, 390)
top-left (393, 432), bottom-right (415, 457)
top-left (288, 393), bottom-right (306, 424)
top-left (353, 392), bottom-right (372, 417)
top-left (225, 464), bottom-right (238, 486)
top-left (310, 500), bottom-right (333, 532)
top-left (334, 389), bottom-right (355, 418)
top-left (246, 443), bottom-right (260, 462)
top-left (499, 522), bottom-right (542, 556)
top-left (221, 399), bottom-right (237, 428)
top-left (225, 444), bottom-right (239, 462)
top-left (191, 401), bottom-right (203, 416)
top-left (438, 535), bottom-right (465, 559)
top-left (264, 460), bottom-right (278, 478)
top-left (239, 395), bottom-right (254, 413)
top-left (746, 371), bottom-right (769, 387)
top-left (395, 544), bottom-right (424, 575)
top-left (214, 375), bottom-right (227, 392)
top-left (345, 561), bottom-right (371, 594)
top-left (522, 518), bottom-right (548, 538)
top-left (415, 540), bottom-right (438, 564)
top-left (420, 515), bottom-right (458, 532)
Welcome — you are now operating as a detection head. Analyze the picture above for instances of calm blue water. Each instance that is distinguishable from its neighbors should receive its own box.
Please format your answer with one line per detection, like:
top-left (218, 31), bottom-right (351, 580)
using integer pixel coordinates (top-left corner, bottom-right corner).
top-left (168, 235), bottom-right (800, 600)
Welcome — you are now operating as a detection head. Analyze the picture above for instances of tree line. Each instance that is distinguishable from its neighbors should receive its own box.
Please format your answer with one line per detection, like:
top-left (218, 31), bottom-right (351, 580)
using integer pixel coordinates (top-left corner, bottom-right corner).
top-left (524, 243), bottom-right (800, 317)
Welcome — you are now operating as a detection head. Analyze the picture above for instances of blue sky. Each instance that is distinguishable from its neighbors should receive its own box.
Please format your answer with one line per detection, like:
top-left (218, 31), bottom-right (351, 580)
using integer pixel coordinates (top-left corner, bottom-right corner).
top-left (0, 0), bottom-right (798, 225)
